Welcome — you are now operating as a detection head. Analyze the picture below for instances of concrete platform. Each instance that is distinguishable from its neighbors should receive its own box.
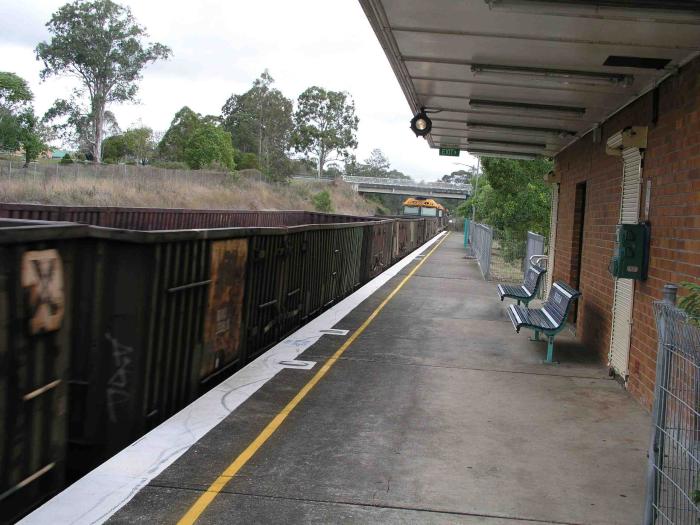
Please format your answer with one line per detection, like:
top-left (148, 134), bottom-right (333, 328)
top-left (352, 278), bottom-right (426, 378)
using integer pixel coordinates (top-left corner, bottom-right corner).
top-left (29, 232), bottom-right (650, 524)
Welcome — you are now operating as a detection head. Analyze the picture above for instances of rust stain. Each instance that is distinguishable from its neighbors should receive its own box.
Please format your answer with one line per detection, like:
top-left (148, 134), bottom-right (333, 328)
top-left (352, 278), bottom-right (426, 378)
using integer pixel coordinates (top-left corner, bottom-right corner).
top-left (201, 238), bottom-right (248, 379)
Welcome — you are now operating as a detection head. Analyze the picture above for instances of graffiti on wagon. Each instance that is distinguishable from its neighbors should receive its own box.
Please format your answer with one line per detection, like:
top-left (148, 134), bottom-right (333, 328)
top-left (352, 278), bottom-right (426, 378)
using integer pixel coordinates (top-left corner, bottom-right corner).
top-left (105, 333), bottom-right (134, 423)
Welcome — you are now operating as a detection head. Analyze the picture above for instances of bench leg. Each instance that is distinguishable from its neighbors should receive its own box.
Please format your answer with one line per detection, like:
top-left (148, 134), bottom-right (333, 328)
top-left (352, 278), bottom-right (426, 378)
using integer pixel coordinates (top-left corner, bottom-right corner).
top-left (517, 299), bottom-right (521, 306)
top-left (543, 335), bottom-right (558, 364)
top-left (530, 330), bottom-right (541, 342)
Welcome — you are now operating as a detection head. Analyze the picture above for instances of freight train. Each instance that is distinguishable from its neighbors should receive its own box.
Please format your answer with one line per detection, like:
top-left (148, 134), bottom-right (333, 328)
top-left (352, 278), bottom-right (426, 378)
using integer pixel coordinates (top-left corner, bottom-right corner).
top-left (0, 204), bottom-right (445, 523)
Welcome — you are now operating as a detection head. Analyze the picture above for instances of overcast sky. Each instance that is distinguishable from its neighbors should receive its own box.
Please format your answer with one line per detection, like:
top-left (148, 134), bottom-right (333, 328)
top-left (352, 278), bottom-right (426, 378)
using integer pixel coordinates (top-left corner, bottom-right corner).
top-left (0, 0), bottom-right (477, 181)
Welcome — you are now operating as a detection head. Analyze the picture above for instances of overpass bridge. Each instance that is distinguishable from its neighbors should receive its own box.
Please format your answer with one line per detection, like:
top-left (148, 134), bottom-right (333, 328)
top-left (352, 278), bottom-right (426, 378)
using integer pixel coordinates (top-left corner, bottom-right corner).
top-left (343, 176), bottom-right (472, 200)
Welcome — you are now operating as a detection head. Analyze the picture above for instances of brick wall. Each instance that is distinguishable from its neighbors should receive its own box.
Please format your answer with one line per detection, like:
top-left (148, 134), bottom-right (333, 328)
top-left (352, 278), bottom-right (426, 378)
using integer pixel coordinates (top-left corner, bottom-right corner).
top-left (553, 56), bottom-right (700, 410)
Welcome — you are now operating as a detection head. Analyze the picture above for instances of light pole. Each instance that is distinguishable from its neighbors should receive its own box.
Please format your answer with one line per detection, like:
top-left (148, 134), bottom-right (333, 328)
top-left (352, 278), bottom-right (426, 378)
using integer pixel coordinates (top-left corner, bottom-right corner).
top-left (454, 159), bottom-right (481, 222)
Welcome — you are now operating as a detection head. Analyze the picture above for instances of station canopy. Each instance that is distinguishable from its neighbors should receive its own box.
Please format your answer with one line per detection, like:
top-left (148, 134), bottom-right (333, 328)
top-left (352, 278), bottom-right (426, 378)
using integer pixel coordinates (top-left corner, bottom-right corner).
top-left (359, 0), bottom-right (700, 159)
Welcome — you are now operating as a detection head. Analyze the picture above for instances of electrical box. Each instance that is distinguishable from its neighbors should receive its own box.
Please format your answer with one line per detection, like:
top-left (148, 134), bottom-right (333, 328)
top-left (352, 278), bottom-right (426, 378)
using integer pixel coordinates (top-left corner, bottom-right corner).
top-left (609, 222), bottom-right (650, 280)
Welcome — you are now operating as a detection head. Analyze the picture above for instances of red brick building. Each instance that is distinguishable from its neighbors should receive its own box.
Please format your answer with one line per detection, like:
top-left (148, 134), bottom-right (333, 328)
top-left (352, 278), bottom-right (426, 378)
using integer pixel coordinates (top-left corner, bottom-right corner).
top-left (361, 1), bottom-right (700, 409)
top-left (553, 56), bottom-right (700, 408)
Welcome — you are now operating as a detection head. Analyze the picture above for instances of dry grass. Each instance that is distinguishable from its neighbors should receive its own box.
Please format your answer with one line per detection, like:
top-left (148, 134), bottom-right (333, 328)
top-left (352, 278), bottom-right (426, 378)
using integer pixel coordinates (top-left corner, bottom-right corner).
top-left (0, 161), bottom-right (376, 215)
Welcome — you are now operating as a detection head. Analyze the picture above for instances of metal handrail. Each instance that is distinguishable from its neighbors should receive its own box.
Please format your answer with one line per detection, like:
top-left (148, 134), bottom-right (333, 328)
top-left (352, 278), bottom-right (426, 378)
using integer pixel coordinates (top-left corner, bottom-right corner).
top-left (529, 254), bottom-right (548, 267)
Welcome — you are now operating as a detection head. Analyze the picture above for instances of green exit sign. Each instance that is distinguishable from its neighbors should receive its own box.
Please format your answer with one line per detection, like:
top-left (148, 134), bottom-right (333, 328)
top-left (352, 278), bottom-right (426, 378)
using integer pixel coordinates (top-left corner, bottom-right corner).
top-left (439, 147), bottom-right (460, 157)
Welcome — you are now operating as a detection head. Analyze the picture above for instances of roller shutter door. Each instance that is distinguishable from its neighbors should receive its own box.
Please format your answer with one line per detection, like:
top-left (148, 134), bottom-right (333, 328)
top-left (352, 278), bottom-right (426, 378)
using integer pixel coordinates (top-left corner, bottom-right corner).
top-left (608, 147), bottom-right (642, 379)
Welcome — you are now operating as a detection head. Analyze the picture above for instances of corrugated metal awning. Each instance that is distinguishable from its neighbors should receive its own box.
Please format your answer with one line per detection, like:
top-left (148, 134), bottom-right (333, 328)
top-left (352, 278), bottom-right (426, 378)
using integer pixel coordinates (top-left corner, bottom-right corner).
top-left (359, 0), bottom-right (700, 159)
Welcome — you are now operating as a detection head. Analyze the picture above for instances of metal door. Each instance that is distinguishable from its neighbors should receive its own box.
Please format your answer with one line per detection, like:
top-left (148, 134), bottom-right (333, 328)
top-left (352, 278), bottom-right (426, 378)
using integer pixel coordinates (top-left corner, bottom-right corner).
top-left (608, 147), bottom-right (642, 379)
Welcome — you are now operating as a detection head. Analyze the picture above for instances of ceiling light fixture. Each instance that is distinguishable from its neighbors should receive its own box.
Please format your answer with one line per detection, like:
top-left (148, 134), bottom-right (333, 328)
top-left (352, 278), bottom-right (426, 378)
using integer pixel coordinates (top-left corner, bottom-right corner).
top-left (485, 0), bottom-right (700, 12)
top-left (410, 108), bottom-right (432, 137)
top-left (469, 99), bottom-right (586, 116)
top-left (465, 122), bottom-right (577, 138)
top-left (470, 63), bottom-right (633, 87)
top-left (467, 138), bottom-right (547, 149)
top-left (466, 148), bottom-right (541, 160)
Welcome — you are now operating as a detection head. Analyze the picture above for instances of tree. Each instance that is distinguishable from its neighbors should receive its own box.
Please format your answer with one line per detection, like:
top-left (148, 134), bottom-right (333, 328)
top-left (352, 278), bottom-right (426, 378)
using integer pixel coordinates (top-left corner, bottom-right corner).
top-left (441, 168), bottom-right (475, 185)
top-left (158, 106), bottom-right (203, 161)
top-left (233, 150), bottom-right (259, 170)
top-left (158, 107), bottom-right (235, 170)
top-left (343, 149), bottom-right (411, 180)
top-left (102, 126), bottom-right (154, 163)
top-left (292, 86), bottom-right (358, 178)
top-left (36, 0), bottom-right (170, 162)
top-left (365, 148), bottom-right (390, 175)
top-left (0, 72), bottom-right (47, 166)
top-left (17, 112), bottom-right (48, 167)
top-left (0, 72), bottom-right (33, 151)
top-left (102, 133), bottom-right (128, 162)
top-left (457, 157), bottom-right (552, 260)
top-left (44, 98), bottom-right (121, 158)
top-left (183, 123), bottom-right (235, 171)
top-left (221, 71), bottom-right (293, 178)
top-left (122, 126), bottom-right (153, 164)
top-left (0, 72), bottom-right (32, 113)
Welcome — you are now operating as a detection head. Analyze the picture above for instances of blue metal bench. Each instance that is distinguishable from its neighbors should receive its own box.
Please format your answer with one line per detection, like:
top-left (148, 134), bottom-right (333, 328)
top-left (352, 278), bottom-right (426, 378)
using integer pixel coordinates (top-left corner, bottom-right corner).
top-left (506, 281), bottom-right (581, 363)
top-left (497, 264), bottom-right (546, 307)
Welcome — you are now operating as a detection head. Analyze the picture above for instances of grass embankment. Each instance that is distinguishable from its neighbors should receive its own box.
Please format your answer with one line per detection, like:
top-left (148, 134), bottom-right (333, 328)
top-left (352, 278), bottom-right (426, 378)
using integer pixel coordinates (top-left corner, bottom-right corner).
top-left (0, 160), bottom-right (378, 215)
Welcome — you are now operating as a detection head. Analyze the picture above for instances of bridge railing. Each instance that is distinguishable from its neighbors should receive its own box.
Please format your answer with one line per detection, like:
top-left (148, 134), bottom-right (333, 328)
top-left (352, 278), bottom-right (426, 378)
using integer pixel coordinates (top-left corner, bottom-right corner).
top-left (342, 176), bottom-right (472, 193)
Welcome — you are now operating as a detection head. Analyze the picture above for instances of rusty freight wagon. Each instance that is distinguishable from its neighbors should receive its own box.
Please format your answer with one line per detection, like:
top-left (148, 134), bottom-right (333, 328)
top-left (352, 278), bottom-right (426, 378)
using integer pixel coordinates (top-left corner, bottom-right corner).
top-left (0, 206), bottom-right (442, 522)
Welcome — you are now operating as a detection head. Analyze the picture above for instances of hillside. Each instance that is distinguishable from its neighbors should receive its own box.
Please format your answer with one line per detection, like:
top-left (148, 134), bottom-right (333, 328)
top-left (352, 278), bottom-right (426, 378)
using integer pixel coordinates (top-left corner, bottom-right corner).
top-left (0, 162), bottom-right (379, 216)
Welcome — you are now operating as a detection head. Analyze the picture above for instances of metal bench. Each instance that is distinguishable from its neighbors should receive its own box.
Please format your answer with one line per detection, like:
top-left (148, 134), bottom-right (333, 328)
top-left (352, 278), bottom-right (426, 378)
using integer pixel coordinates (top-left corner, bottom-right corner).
top-left (506, 281), bottom-right (581, 363)
top-left (497, 264), bottom-right (547, 307)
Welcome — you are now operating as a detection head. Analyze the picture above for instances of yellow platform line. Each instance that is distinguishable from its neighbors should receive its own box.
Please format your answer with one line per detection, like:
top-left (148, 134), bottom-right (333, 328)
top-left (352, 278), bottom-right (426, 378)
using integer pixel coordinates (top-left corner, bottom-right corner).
top-left (178, 232), bottom-right (450, 525)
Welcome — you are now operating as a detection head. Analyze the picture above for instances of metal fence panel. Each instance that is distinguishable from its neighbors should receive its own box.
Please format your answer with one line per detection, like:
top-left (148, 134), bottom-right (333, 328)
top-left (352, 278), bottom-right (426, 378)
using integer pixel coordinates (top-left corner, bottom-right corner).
top-left (525, 231), bottom-right (546, 271)
top-left (471, 223), bottom-right (493, 280)
top-left (647, 300), bottom-right (700, 524)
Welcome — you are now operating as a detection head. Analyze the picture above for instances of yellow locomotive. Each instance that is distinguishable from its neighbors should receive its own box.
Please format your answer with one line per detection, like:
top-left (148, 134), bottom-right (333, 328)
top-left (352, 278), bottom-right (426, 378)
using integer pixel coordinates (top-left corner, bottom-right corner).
top-left (401, 197), bottom-right (446, 217)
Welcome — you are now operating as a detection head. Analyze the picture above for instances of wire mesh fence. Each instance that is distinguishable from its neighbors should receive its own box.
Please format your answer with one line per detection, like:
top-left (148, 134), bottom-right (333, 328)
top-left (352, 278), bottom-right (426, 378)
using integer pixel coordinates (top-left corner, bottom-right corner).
top-left (467, 221), bottom-right (546, 284)
top-left (646, 299), bottom-right (700, 525)
top-left (470, 222), bottom-right (493, 279)
top-left (0, 158), bottom-right (237, 189)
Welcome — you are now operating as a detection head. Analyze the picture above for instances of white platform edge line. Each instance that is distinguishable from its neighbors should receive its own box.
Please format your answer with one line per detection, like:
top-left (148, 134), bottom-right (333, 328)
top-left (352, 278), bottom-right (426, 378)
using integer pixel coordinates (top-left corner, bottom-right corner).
top-left (20, 231), bottom-right (448, 525)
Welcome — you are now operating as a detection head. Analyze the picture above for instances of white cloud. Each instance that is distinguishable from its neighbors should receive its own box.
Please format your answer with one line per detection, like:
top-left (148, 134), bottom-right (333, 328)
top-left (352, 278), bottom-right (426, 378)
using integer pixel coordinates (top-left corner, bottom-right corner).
top-left (0, 0), bottom-right (477, 180)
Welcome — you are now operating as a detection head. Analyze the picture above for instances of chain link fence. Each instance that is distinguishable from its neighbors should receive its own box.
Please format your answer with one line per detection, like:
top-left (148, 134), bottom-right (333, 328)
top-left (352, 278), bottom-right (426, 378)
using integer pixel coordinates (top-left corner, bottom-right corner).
top-left (646, 295), bottom-right (700, 525)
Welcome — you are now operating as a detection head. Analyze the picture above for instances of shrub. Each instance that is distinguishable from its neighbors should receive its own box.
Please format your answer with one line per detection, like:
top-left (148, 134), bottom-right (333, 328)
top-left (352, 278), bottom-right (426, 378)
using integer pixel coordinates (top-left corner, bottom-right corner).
top-left (311, 190), bottom-right (333, 212)
top-left (151, 160), bottom-right (189, 170)
top-left (183, 124), bottom-right (235, 171)
top-left (678, 282), bottom-right (700, 327)
top-left (233, 150), bottom-right (259, 170)
top-left (59, 153), bottom-right (73, 164)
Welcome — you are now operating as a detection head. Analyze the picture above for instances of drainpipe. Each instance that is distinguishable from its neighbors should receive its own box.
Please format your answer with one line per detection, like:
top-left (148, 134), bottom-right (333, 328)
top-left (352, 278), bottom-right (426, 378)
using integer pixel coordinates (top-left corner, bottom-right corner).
top-left (661, 283), bottom-right (678, 305)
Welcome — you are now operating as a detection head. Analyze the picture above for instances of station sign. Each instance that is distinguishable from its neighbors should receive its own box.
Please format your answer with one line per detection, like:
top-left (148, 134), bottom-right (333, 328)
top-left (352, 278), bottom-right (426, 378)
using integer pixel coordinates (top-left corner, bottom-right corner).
top-left (439, 146), bottom-right (460, 157)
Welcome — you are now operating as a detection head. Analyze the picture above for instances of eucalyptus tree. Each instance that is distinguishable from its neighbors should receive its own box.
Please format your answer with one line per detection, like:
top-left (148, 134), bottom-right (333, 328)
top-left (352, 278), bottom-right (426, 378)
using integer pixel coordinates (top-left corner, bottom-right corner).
top-left (292, 87), bottom-right (358, 178)
top-left (36, 0), bottom-right (170, 161)
top-left (221, 71), bottom-right (293, 178)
